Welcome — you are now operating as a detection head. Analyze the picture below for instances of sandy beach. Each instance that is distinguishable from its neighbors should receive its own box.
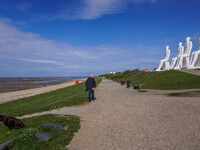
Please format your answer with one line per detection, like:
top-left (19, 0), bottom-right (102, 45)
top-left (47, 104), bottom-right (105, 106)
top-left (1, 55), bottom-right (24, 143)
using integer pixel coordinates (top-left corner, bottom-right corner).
top-left (0, 78), bottom-right (86, 104)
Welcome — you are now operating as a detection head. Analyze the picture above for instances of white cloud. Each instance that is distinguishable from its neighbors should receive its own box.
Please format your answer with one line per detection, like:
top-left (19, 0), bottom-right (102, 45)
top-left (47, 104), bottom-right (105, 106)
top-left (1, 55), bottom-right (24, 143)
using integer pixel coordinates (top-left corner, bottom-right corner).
top-left (0, 19), bottom-right (98, 62)
top-left (80, 0), bottom-right (156, 19)
top-left (0, 55), bottom-right (83, 69)
top-left (12, 0), bottom-right (157, 24)
top-left (0, 20), bottom-right (142, 75)
top-left (0, 20), bottom-right (99, 72)
top-left (16, 2), bottom-right (31, 11)
top-left (0, 19), bottom-right (161, 76)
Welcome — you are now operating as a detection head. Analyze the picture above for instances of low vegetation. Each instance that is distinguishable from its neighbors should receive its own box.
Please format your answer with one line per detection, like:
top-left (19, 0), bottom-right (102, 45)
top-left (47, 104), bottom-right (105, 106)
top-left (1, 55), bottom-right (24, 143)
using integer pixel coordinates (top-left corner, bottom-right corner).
top-left (0, 114), bottom-right (80, 150)
top-left (0, 78), bottom-right (102, 117)
top-left (100, 70), bottom-right (200, 90)
top-left (166, 90), bottom-right (200, 97)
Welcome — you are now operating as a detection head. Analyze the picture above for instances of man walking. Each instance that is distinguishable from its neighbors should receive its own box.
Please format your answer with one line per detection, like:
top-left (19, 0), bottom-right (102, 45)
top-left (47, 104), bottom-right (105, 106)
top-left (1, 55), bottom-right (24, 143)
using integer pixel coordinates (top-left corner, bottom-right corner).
top-left (85, 74), bottom-right (96, 102)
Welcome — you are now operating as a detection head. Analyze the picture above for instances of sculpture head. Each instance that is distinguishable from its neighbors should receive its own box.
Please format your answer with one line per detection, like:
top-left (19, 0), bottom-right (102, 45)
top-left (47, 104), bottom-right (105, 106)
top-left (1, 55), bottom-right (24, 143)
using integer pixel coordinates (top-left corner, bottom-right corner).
top-left (179, 42), bottom-right (182, 46)
top-left (166, 46), bottom-right (169, 50)
top-left (186, 37), bottom-right (191, 42)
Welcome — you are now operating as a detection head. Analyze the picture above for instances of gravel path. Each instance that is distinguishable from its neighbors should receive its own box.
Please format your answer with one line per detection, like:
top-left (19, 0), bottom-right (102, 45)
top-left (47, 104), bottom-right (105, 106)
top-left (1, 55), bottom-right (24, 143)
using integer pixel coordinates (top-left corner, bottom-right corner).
top-left (67, 79), bottom-right (200, 150)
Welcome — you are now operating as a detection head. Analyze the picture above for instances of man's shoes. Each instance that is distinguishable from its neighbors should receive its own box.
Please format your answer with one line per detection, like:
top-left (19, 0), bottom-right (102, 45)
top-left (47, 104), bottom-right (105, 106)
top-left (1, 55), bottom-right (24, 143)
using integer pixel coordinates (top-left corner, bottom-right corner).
top-left (92, 97), bottom-right (96, 101)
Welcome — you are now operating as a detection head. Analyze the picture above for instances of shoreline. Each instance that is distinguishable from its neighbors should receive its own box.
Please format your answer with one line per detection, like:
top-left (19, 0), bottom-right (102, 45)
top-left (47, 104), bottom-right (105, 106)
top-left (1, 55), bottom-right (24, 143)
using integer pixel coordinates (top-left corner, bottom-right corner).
top-left (0, 77), bottom-right (84, 93)
top-left (0, 78), bottom-right (86, 104)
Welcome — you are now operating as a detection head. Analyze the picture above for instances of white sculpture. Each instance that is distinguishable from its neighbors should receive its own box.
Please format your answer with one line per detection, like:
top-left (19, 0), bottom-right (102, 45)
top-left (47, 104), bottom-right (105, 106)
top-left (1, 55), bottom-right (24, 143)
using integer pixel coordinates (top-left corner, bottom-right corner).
top-left (179, 37), bottom-right (193, 68)
top-left (171, 42), bottom-right (184, 69)
top-left (188, 38), bottom-right (200, 69)
top-left (156, 46), bottom-right (170, 71)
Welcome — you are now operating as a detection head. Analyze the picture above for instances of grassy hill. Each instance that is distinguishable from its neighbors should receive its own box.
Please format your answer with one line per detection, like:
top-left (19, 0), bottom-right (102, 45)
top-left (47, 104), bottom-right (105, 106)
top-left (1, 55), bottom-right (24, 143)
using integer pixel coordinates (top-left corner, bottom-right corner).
top-left (0, 78), bottom-right (102, 117)
top-left (0, 78), bottom-right (102, 149)
top-left (100, 70), bottom-right (200, 90)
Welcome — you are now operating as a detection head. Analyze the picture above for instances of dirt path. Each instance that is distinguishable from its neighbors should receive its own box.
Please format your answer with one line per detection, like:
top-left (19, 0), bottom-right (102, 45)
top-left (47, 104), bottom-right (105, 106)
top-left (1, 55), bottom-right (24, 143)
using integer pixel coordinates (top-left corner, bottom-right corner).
top-left (0, 79), bottom-right (85, 104)
top-left (67, 79), bottom-right (200, 150)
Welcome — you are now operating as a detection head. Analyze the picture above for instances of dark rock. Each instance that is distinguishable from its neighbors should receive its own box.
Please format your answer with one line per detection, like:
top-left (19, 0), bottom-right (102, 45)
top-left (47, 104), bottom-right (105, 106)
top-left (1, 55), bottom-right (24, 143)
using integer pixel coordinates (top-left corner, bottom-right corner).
top-left (41, 122), bottom-right (64, 130)
top-left (0, 139), bottom-right (14, 150)
top-left (35, 131), bottom-right (51, 141)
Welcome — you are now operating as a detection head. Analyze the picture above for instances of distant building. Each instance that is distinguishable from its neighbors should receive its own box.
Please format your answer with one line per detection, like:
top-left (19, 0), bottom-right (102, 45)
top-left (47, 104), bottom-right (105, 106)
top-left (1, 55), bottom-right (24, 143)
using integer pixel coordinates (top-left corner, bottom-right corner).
top-left (108, 72), bottom-right (116, 74)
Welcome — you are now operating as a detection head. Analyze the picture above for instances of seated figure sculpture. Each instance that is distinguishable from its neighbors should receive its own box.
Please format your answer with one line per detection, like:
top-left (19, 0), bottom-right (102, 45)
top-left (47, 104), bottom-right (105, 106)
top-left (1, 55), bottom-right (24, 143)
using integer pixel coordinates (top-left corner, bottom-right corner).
top-left (174, 37), bottom-right (193, 69)
top-left (156, 46), bottom-right (170, 71)
top-left (188, 38), bottom-right (200, 69)
top-left (170, 42), bottom-right (184, 69)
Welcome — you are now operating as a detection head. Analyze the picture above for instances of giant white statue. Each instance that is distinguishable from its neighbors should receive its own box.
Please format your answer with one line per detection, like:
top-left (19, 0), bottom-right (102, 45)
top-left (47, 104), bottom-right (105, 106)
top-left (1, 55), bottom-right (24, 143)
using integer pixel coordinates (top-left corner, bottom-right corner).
top-left (180, 37), bottom-right (193, 68)
top-left (170, 42), bottom-right (184, 69)
top-left (156, 46), bottom-right (170, 71)
top-left (188, 38), bottom-right (200, 69)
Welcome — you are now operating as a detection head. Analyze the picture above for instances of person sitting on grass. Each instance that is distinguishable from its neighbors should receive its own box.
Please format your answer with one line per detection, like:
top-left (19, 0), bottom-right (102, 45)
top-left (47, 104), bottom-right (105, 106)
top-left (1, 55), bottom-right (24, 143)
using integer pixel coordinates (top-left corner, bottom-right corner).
top-left (85, 74), bottom-right (96, 102)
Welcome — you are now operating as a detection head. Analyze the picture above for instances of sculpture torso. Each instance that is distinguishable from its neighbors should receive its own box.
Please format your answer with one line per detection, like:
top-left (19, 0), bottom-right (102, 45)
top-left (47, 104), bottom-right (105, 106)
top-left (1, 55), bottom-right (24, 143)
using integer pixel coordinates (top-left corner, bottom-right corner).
top-left (177, 46), bottom-right (184, 57)
top-left (165, 48), bottom-right (170, 60)
top-left (184, 41), bottom-right (193, 55)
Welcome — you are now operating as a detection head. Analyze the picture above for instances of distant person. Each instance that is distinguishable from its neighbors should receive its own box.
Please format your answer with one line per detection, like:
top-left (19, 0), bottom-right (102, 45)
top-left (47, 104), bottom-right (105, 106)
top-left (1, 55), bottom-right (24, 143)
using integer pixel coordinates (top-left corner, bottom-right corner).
top-left (121, 79), bottom-right (125, 85)
top-left (127, 80), bottom-right (131, 88)
top-left (85, 74), bottom-right (96, 102)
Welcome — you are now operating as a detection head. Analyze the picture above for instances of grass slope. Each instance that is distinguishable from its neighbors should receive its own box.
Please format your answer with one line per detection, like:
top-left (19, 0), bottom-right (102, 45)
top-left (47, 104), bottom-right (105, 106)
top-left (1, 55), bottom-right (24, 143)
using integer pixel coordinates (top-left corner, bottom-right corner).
top-left (0, 78), bottom-right (102, 117)
top-left (0, 114), bottom-right (80, 150)
top-left (102, 70), bottom-right (200, 90)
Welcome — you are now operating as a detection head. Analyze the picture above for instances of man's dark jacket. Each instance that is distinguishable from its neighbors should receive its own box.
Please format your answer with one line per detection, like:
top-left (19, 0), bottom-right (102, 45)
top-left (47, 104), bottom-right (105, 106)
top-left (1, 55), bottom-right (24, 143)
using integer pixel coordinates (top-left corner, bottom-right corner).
top-left (85, 77), bottom-right (96, 90)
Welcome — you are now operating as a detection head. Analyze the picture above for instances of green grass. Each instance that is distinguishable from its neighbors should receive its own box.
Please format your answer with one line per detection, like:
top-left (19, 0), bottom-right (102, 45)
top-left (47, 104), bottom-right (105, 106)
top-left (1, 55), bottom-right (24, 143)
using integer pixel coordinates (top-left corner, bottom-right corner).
top-left (125, 70), bottom-right (200, 90)
top-left (166, 90), bottom-right (200, 97)
top-left (102, 70), bottom-right (200, 90)
top-left (0, 78), bottom-right (102, 117)
top-left (0, 114), bottom-right (80, 150)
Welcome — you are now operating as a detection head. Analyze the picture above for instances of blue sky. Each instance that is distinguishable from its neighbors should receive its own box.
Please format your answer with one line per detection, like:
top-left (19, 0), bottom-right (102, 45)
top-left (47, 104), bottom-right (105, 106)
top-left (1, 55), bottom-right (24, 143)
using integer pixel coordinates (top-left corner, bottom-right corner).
top-left (0, 0), bottom-right (200, 77)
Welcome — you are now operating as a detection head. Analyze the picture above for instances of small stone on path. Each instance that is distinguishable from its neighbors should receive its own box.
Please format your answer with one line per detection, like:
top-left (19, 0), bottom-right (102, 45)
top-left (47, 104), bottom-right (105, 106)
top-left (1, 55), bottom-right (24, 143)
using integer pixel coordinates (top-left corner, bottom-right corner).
top-left (35, 131), bottom-right (51, 141)
top-left (41, 122), bottom-right (64, 130)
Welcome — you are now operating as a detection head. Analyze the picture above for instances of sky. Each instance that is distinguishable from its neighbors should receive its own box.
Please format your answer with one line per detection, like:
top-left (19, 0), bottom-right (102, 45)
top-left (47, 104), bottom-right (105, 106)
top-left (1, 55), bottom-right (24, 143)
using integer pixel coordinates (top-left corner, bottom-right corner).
top-left (0, 0), bottom-right (200, 77)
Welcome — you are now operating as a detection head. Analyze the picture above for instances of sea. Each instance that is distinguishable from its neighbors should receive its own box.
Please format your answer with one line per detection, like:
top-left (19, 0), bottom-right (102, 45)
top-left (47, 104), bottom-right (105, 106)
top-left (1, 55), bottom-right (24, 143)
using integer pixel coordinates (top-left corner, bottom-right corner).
top-left (0, 77), bottom-right (84, 85)
top-left (0, 77), bottom-right (85, 93)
